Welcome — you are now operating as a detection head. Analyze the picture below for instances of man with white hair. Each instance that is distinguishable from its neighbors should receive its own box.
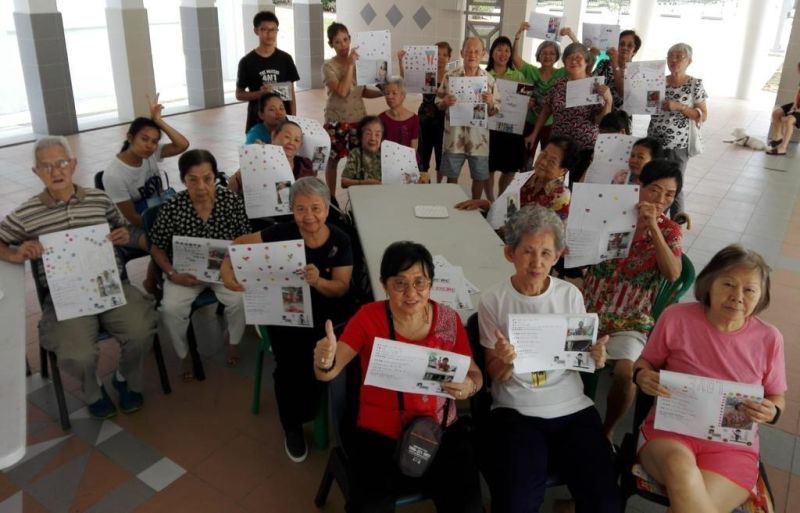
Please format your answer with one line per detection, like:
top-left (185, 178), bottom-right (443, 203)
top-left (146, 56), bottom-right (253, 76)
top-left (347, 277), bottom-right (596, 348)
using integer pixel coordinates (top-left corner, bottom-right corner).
top-left (0, 136), bottom-right (157, 419)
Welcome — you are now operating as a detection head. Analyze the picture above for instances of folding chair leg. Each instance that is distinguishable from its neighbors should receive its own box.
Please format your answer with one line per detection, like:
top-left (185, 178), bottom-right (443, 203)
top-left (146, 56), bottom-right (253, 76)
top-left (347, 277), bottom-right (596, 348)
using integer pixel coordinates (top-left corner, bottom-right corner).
top-left (152, 335), bottom-right (172, 394)
top-left (314, 453), bottom-right (336, 507)
top-left (40, 345), bottom-right (49, 378)
top-left (26, 357), bottom-right (31, 377)
top-left (251, 348), bottom-right (265, 415)
top-left (314, 391), bottom-right (329, 450)
top-left (47, 351), bottom-right (71, 431)
top-left (187, 323), bottom-right (206, 381)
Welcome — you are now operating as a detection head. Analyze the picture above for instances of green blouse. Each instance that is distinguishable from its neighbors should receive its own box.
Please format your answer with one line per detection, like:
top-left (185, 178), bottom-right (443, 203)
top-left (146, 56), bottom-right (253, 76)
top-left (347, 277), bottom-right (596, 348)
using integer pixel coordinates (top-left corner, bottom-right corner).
top-left (520, 64), bottom-right (567, 126)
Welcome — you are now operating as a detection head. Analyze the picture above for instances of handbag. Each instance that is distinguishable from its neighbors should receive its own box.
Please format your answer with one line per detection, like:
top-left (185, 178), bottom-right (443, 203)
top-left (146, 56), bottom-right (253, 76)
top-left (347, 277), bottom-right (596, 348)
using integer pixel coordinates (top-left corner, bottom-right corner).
top-left (384, 301), bottom-right (451, 477)
top-left (687, 80), bottom-right (704, 157)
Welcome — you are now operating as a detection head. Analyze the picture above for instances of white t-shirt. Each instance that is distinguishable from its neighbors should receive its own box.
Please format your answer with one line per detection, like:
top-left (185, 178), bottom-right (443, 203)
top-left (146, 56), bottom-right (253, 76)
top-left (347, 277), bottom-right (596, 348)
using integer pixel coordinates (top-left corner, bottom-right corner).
top-left (103, 145), bottom-right (165, 212)
top-left (478, 276), bottom-right (594, 419)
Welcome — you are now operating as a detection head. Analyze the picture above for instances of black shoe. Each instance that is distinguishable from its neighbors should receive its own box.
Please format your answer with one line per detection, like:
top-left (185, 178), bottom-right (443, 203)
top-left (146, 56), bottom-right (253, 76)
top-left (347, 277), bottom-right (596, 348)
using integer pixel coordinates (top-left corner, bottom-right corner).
top-left (88, 386), bottom-right (118, 419)
top-left (112, 375), bottom-right (144, 414)
top-left (284, 429), bottom-right (308, 463)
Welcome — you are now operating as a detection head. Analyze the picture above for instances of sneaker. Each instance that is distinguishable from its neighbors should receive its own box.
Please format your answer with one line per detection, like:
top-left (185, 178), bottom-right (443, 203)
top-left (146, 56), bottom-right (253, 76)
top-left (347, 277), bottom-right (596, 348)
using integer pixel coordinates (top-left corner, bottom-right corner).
top-left (112, 375), bottom-right (144, 414)
top-left (88, 387), bottom-right (118, 419)
top-left (284, 429), bottom-right (308, 463)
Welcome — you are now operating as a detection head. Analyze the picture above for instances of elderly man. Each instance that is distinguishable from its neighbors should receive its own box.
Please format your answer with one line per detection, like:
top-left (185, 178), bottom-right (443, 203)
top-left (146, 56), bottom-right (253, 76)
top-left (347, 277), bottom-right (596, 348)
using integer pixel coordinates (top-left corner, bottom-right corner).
top-left (0, 136), bottom-right (157, 419)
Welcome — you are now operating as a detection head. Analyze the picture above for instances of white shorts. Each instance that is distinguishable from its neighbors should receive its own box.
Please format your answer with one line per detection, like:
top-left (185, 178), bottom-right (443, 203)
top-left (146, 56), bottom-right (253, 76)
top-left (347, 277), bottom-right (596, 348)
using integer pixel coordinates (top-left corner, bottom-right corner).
top-left (606, 330), bottom-right (648, 361)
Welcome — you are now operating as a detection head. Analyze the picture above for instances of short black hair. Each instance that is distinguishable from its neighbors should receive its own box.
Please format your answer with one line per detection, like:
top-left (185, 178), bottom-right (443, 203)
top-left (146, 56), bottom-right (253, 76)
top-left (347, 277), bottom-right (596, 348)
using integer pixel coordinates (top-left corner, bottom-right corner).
top-left (599, 110), bottom-right (631, 135)
top-left (327, 22), bottom-right (348, 44)
top-left (632, 137), bottom-right (663, 160)
top-left (257, 91), bottom-right (284, 113)
top-left (178, 149), bottom-right (219, 181)
top-left (545, 134), bottom-right (579, 173)
top-left (487, 36), bottom-right (514, 72)
top-left (357, 115), bottom-right (384, 141)
top-left (253, 10), bottom-right (279, 28)
top-left (639, 159), bottom-right (683, 196)
top-left (121, 117), bottom-right (161, 152)
top-left (380, 241), bottom-right (435, 284)
top-left (619, 30), bottom-right (642, 53)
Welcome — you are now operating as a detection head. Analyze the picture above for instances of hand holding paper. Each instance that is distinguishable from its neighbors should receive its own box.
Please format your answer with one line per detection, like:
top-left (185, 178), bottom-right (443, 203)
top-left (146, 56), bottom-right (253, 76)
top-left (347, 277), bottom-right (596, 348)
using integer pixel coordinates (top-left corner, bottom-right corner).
top-left (590, 335), bottom-right (609, 368)
top-left (636, 367), bottom-right (671, 397)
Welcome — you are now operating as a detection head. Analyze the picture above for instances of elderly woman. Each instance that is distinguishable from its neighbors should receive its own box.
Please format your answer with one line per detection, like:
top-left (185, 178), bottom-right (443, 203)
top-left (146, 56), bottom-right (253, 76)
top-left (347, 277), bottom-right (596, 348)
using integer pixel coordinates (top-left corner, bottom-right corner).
top-left (647, 43), bottom-right (708, 216)
top-left (313, 241), bottom-right (483, 513)
top-left (582, 159), bottom-right (683, 441)
top-left (633, 245), bottom-right (785, 513)
top-left (148, 149), bottom-right (250, 379)
top-left (341, 116), bottom-right (384, 188)
top-left (479, 205), bottom-right (619, 513)
top-left (221, 177), bottom-right (353, 462)
top-left (527, 43), bottom-right (613, 183)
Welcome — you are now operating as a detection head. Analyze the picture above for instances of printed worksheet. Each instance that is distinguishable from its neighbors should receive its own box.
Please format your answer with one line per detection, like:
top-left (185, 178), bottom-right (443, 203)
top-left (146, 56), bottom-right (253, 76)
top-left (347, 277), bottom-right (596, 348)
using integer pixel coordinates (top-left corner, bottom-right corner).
top-left (488, 79), bottom-right (527, 135)
top-left (430, 265), bottom-right (473, 311)
top-left (527, 12), bottom-right (562, 41)
top-left (448, 76), bottom-right (487, 103)
top-left (581, 23), bottom-right (620, 51)
top-left (238, 144), bottom-right (295, 218)
top-left (450, 103), bottom-right (487, 128)
top-left (487, 171), bottom-right (533, 229)
top-left (381, 141), bottom-right (420, 184)
top-left (432, 255), bottom-right (479, 295)
top-left (655, 370), bottom-right (764, 446)
top-left (623, 60), bottom-right (666, 115)
top-left (287, 115), bottom-right (331, 176)
top-left (172, 236), bottom-right (232, 283)
top-left (508, 313), bottom-right (599, 373)
top-left (583, 134), bottom-right (639, 184)
top-left (40, 224), bottom-right (126, 321)
top-left (403, 45), bottom-right (438, 94)
top-left (564, 183), bottom-right (640, 268)
top-left (565, 76), bottom-right (604, 108)
top-left (364, 338), bottom-right (470, 398)
top-left (228, 240), bottom-right (313, 327)
top-left (270, 82), bottom-right (292, 102)
top-left (352, 30), bottom-right (391, 86)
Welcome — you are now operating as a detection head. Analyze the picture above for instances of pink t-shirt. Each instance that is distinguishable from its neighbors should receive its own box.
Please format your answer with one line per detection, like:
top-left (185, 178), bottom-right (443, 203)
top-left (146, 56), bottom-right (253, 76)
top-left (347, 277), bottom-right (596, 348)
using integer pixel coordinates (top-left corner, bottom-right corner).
top-left (641, 302), bottom-right (786, 452)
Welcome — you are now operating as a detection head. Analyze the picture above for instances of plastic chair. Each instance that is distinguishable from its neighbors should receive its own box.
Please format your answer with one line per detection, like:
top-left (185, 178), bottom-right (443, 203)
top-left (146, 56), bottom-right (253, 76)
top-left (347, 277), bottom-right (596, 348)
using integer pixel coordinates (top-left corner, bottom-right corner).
top-left (252, 325), bottom-right (329, 450)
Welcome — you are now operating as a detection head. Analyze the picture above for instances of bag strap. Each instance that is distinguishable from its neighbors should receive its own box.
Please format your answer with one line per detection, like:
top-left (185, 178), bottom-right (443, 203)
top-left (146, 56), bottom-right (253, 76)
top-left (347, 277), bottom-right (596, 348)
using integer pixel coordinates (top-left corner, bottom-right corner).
top-left (384, 300), bottom-right (451, 429)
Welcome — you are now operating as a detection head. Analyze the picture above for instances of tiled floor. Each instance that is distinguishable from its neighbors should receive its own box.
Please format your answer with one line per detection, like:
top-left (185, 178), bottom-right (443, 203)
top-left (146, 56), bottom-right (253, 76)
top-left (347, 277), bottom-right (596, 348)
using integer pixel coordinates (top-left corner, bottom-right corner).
top-left (0, 87), bottom-right (798, 513)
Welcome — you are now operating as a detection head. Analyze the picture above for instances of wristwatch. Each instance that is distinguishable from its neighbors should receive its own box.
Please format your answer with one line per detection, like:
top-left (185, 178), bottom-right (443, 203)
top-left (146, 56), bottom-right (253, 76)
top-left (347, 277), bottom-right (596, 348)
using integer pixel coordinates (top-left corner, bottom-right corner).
top-left (166, 270), bottom-right (176, 281)
top-left (768, 405), bottom-right (782, 425)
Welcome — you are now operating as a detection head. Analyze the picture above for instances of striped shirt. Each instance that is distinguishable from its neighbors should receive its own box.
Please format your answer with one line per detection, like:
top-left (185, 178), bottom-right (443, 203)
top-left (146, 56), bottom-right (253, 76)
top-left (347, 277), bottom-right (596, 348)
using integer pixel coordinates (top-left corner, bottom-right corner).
top-left (0, 185), bottom-right (128, 290)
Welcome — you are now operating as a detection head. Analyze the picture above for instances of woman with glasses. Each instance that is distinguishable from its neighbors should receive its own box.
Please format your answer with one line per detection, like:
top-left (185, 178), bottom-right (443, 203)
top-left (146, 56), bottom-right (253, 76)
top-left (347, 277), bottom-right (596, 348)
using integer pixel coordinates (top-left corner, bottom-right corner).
top-left (220, 177), bottom-right (354, 463)
top-left (313, 241), bottom-right (484, 513)
top-left (647, 43), bottom-right (708, 216)
top-left (582, 159), bottom-right (683, 443)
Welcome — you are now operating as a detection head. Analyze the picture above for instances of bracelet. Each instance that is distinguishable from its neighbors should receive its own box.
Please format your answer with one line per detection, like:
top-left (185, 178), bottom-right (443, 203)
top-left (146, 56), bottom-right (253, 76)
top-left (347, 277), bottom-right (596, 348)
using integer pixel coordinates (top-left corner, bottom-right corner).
top-left (632, 367), bottom-right (644, 385)
top-left (316, 356), bottom-right (336, 373)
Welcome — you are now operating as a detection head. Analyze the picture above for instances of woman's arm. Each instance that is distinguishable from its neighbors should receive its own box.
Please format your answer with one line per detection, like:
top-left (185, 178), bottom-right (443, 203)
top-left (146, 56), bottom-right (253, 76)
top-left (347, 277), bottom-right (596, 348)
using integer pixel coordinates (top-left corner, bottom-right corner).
top-left (632, 357), bottom-right (671, 397)
top-left (306, 264), bottom-right (352, 298)
top-left (220, 231), bottom-right (264, 291)
top-left (327, 52), bottom-right (358, 98)
top-left (314, 320), bottom-right (359, 381)
top-left (594, 84), bottom-right (613, 124)
top-left (638, 203), bottom-right (682, 281)
top-left (148, 94), bottom-right (190, 158)
top-left (151, 243), bottom-right (201, 287)
top-left (362, 87), bottom-right (385, 99)
top-left (484, 328), bottom-right (516, 383)
top-left (397, 50), bottom-right (406, 79)
top-left (525, 103), bottom-right (551, 149)
top-left (512, 22), bottom-right (529, 70)
top-left (115, 200), bottom-right (142, 227)
top-left (441, 360), bottom-right (483, 399)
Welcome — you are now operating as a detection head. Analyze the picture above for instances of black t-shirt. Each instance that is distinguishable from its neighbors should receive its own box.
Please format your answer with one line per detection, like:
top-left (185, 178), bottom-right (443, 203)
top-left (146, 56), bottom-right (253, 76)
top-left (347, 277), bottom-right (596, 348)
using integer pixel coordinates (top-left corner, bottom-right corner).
top-left (260, 222), bottom-right (353, 329)
top-left (236, 48), bottom-right (300, 132)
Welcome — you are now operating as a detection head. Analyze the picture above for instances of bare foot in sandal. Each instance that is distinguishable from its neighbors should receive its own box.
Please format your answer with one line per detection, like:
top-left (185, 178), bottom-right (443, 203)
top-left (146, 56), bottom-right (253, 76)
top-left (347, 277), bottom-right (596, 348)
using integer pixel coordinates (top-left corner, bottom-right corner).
top-left (180, 358), bottom-right (194, 382)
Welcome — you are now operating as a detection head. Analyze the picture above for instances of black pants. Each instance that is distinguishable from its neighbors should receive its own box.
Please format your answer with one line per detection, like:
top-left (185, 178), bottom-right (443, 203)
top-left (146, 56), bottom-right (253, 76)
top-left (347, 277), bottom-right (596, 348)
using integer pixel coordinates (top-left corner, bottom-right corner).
top-left (346, 425), bottom-right (483, 513)
top-left (487, 407), bottom-right (620, 513)
top-left (269, 325), bottom-right (323, 432)
top-left (419, 116), bottom-right (445, 172)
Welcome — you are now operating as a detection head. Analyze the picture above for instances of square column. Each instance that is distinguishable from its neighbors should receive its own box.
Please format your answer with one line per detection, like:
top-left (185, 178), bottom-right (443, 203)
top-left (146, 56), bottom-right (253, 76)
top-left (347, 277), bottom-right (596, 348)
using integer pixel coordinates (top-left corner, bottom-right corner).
top-left (293, 0), bottom-right (324, 90)
top-left (106, 0), bottom-right (157, 120)
top-left (13, 0), bottom-right (78, 135)
top-left (242, 0), bottom-right (275, 54)
top-left (180, 0), bottom-right (224, 108)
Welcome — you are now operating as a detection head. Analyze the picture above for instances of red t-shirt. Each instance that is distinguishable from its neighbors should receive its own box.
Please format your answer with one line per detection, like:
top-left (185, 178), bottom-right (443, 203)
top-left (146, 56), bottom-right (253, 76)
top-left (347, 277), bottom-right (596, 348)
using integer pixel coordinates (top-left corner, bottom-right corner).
top-left (340, 300), bottom-right (472, 439)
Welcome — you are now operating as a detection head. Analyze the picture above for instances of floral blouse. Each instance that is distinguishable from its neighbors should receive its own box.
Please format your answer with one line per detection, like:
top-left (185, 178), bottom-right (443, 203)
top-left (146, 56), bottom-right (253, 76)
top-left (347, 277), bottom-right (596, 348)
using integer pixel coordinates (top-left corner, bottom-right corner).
top-left (342, 148), bottom-right (382, 182)
top-left (544, 77), bottom-right (603, 150)
top-left (582, 214), bottom-right (682, 335)
top-left (436, 66), bottom-right (495, 157)
top-left (519, 176), bottom-right (571, 220)
top-left (647, 76), bottom-right (707, 150)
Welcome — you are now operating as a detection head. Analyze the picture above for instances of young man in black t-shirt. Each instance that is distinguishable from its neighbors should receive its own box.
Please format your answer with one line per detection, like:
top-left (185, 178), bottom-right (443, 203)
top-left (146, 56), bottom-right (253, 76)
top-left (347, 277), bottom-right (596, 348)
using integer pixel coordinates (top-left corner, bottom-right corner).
top-left (236, 11), bottom-right (300, 132)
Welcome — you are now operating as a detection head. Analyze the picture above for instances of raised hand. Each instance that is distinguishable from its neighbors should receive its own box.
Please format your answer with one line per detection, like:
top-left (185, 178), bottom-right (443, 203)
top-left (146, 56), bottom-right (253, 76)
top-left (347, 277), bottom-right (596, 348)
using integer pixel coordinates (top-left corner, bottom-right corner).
top-left (314, 319), bottom-right (338, 369)
top-left (591, 335), bottom-right (608, 368)
top-left (146, 93), bottom-right (164, 122)
top-left (494, 329), bottom-right (516, 365)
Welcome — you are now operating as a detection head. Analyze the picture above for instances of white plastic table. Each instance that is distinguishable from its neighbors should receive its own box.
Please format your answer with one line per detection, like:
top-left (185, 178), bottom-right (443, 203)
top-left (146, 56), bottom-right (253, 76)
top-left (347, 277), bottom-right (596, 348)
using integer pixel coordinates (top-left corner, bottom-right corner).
top-left (0, 260), bottom-right (26, 469)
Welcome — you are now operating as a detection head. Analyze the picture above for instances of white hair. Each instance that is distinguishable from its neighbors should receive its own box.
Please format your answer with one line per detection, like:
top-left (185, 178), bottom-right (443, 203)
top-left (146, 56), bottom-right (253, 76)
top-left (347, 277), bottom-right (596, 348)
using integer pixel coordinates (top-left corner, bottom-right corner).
top-left (33, 136), bottom-right (74, 165)
top-left (668, 42), bottom-right (693, 60)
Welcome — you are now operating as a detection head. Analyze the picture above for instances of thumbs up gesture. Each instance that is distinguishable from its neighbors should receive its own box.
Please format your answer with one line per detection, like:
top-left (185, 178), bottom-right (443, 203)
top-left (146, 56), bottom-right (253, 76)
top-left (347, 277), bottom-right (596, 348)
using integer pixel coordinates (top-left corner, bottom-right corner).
top-left (314, 319), bottom-right (338, 371)
top-left (591, 335), bottom-right (609, 369)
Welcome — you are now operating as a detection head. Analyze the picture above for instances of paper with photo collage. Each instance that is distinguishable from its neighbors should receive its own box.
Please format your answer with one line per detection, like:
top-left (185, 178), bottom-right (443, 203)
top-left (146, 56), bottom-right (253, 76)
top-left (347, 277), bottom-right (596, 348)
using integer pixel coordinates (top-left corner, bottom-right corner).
top-left (527, 12), bottom-right (562, 41)
top-left (623, 60), bottom-right (666, 115)
top-left (487, 171), bottom-right (534, 230)
top-left (508, 313), bottom-right (599, 374)
top-left (352, 30), bottom-right (391, 86)
top-left (172, 236), bottom-right (232, 283)
top-left (580, 23), bottom-right (620, 51)
top-left (448, 76), bottom-right (489, 128)
top-left (381, 141), bottom-right (420, 184)
top-left (287, 115), bottom-right (331, 176)
top-left (228, 240), bottom-right (313, 328)
top-left (403, 45), bottom-right (439, 94)
top-left (565, 76), bottom-right (604, 108)
top-left (238, 144), bottom-right (295, 219)
top-left (364, 338), bottom-right (470, 398)
top-left (564, 183), bottom-right (640, 268)
top-left (488, 79), bottom-right (527, 135)
top-left (431, 255), bottom-right (476, 311)
top-left (583, 134), bottom-right (639, 184)
top-left (655, 370), bottom-right (764, 446)
top-left (40, 223), bottom-right (126, 321)
top-left (269, 82), bottom-right (292, 102)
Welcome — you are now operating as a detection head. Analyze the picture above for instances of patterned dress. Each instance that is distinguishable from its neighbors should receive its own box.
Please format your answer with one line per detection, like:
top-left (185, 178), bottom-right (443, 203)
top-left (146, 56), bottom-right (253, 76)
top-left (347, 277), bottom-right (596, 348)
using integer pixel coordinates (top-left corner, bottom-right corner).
top-left (519, 176), bottom-right (571, 220)
top-left (647, 76), bottom-right (707, 150)
top-left (544, 77), bottom-right (604, 150)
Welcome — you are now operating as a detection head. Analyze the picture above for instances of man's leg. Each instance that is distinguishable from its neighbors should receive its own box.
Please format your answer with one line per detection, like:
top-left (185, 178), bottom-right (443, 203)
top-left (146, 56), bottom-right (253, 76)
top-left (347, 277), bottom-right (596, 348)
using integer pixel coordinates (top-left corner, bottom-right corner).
top-left (603, 358), bottom-right (635, 440)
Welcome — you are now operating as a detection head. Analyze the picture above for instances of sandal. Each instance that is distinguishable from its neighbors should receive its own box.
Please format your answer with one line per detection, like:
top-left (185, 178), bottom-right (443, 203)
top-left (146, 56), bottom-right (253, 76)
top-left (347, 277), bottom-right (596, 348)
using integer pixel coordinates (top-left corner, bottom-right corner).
top-left (766, 148), bottom-right (787, 156)
top-left (226, 343), bottom-right (240, 367)
top-left (769, 138), bottom-right (783, 148)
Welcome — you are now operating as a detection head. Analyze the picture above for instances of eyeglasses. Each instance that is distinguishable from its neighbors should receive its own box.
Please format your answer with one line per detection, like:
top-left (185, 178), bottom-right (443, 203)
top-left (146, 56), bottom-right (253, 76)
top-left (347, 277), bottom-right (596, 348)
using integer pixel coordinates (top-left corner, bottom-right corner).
top-left (262, 28), bottom-right (279, 34)
top-left (388, 277), bottom-right (431, 293)
top-left (35, 159), bottom-right (72, 174)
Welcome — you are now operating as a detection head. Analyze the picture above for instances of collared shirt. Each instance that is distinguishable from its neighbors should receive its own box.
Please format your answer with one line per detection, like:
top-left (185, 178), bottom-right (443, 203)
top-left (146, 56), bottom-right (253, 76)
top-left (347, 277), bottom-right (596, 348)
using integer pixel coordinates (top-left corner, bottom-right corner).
top-left (436, 66), bottom-right (495, 156)
top-left (0, 185), bottom-right (129, 288)
top-left (519, 176), bottom-right (571, 220)
top-left (148, 188), bottom-right (251, 262)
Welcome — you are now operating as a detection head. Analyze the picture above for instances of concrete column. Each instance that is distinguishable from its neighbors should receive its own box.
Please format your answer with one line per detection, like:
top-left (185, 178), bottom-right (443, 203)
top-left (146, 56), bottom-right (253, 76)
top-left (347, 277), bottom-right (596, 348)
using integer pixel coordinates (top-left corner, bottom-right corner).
top-left (776, 0), bottom-right (800, 140)
top-left (630, 0), bottom-right (656, 39)
top-left (242, 0), bottom-right (275, 55)
top-left (293, 0), bottom-right (324, 90)
top-left (561, 0), bottom-right (587, 41)
top-left (106, 0), bottom-right (156, 120)
top-left (180, 0), bottom-right (224, 108)
top-left (13, 0), bottom-right (78, 135)
top-left (735, 0), bottom-right (769, 100)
